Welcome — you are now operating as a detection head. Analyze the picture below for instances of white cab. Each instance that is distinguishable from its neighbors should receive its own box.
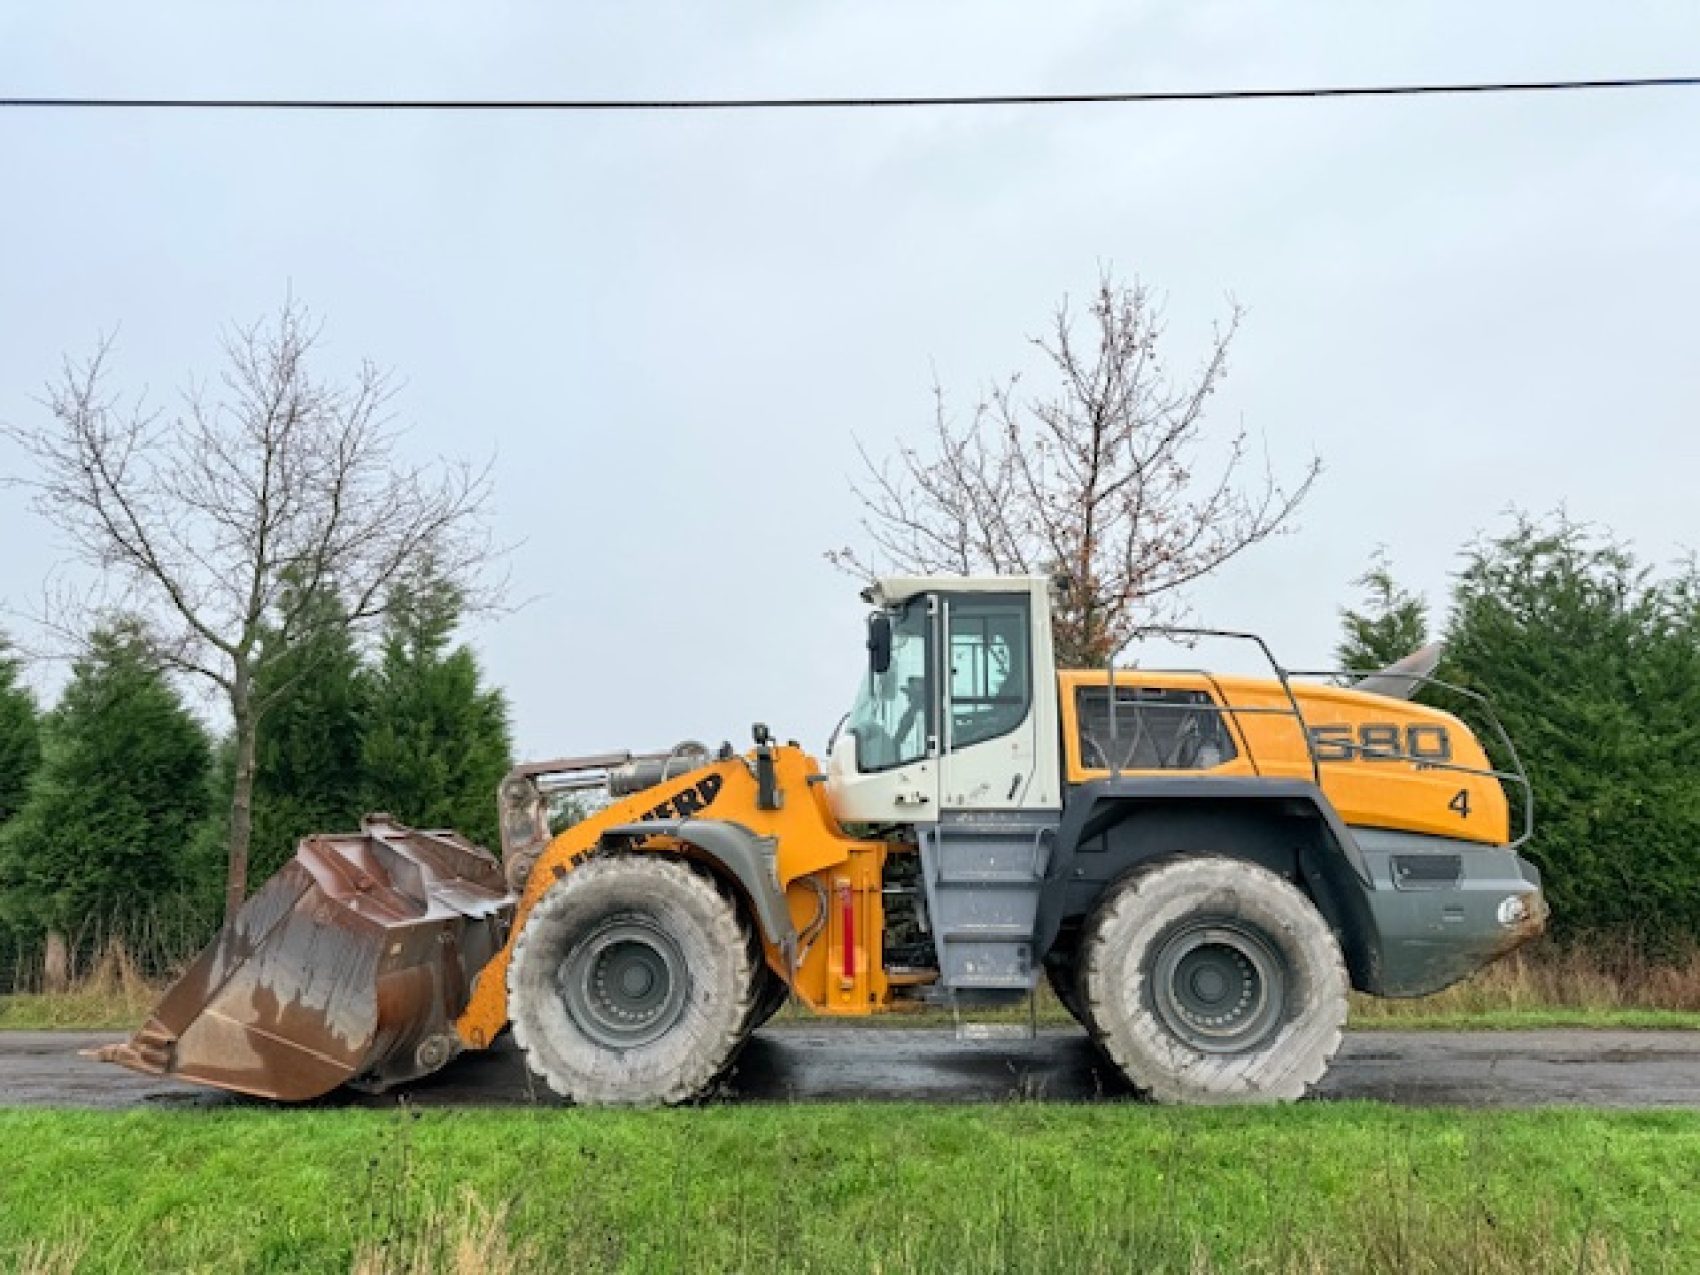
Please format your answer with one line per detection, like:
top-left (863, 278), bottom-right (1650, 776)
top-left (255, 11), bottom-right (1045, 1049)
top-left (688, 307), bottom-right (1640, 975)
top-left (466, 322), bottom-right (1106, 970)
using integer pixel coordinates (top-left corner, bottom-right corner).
top-left (825, 575), bottom-right (1062, 825)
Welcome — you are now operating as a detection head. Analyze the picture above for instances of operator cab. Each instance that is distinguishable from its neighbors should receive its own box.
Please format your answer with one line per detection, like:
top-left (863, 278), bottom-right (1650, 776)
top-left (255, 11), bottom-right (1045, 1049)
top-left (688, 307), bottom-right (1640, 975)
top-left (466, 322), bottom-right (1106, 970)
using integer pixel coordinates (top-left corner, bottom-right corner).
top-left (825, 575), bottom-right (1062, 826)
top-left (825, 575), bottom-right (1065, 999)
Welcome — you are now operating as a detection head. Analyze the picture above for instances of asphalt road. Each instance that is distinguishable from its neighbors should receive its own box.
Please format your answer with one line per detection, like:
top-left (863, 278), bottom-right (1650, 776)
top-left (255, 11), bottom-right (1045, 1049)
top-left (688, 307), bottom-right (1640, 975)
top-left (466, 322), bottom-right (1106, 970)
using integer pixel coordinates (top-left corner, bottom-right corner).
top-left (3, 1027), bottom-right (1698, 1109)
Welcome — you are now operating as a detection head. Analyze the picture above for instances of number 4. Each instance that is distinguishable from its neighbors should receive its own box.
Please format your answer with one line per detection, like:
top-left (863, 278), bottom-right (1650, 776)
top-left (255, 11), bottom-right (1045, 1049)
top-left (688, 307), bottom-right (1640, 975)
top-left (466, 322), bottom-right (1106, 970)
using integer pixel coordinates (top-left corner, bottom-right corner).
top-left (1448, 789), bottom-right (1472, 819)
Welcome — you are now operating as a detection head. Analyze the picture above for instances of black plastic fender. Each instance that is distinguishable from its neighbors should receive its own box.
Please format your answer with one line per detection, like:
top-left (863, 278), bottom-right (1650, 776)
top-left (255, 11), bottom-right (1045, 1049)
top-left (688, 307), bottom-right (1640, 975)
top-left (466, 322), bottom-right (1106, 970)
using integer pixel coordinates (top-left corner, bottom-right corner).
top-left (1033, 777), bottom-right (1381, 988)
top-left (598, 818), bottom-right (797, 956)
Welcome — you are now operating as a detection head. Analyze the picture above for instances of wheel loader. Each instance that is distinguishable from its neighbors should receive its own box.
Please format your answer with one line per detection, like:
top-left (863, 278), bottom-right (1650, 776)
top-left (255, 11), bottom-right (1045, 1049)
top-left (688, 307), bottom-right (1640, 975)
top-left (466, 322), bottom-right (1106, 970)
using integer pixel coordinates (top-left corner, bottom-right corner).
top-left (98, 574), bottom-right (1547, 1105)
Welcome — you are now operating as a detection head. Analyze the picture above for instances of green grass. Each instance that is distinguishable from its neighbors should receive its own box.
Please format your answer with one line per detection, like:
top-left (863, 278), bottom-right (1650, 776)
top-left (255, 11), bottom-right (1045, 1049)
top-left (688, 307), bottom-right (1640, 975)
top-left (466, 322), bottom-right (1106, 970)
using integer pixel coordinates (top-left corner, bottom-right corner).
top-left (1349, 1007), bottom-right (1700, 1031)
top-left (1, 1105), bottom-right (1691, 1273)
top-left (9, 990), bottom-right (1700, 1035)
top-left (823, 1005), bottom-right (1700, 1032)
top-left (0, 989), bottom-right (156, 1031)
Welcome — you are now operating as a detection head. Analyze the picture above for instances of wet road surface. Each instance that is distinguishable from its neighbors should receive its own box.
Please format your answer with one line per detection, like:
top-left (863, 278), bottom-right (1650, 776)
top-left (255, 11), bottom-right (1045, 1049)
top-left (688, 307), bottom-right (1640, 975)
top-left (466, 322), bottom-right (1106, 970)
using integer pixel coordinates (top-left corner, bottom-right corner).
top-left (3, 1027), bottom-right (1698, 1109)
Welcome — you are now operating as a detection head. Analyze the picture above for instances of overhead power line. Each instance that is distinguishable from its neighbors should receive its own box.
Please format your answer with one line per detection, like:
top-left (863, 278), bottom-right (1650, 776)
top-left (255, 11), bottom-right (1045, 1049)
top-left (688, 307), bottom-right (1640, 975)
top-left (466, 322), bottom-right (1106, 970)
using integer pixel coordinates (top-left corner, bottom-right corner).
top-left (2, 75), bottom-right (1698, 113)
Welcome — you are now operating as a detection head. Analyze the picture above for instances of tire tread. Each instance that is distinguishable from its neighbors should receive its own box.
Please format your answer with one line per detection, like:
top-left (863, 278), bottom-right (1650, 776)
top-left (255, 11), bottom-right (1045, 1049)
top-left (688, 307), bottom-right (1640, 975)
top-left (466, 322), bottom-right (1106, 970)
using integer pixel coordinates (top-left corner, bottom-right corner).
top-left (1079, 855), bottom-right (1347, 1104)
top-left (508, 854), bottom-right (757, 1105)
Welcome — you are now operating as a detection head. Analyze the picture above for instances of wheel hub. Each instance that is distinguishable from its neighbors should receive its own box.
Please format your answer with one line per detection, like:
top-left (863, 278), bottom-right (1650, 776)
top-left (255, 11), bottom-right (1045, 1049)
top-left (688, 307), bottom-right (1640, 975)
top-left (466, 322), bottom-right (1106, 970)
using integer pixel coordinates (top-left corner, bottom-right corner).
top-left (1150, 920), bottom-right (1287, 1054)
top-left (558, 916), bottom-right (690, 1049)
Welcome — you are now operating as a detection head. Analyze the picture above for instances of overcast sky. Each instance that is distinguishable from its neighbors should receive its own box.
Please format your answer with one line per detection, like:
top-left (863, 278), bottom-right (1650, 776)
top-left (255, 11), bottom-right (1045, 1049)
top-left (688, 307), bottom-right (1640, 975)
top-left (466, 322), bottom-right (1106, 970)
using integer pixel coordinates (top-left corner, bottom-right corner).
top-left (2, 3), bottom-right (1697, 760)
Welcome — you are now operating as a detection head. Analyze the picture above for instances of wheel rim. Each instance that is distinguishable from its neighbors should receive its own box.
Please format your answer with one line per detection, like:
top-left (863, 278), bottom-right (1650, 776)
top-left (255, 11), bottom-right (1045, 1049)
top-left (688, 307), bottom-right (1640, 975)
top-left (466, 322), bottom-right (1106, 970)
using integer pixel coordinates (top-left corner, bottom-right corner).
top-left (557, 915), bottom-right (690, 1048)
top-left (1149, 920), bottom-right (1288, 1054)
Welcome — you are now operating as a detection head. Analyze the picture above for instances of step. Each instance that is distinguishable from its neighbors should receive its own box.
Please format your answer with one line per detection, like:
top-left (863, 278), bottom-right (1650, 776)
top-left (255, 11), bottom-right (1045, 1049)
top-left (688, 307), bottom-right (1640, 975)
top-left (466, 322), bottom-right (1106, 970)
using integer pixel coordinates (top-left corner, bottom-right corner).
top-left (940, 924), bottom-right (1032, 941)
top-left (930, 833), bottom-right (1053, 882)
top-left (922, 819), bottom-right (1056, 997)
top-left (949, 986), bottom-right (1040, 1042)
top-left (934, 869), bottom-right (1045, 886)
top-left (946, 972), bottom-right (1035, 990)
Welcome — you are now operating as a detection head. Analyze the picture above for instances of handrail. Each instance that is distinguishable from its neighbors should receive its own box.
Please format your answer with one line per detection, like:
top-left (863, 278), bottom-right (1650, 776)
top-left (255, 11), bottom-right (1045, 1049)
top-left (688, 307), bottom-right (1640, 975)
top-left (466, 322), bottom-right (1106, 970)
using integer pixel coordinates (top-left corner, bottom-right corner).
top-left (1104, 628), bottom-right (1321, 785)
top-left (1286, 668), bottom-right (1535, 849)
top-left (1086, 642), bottom-right (1535, 850)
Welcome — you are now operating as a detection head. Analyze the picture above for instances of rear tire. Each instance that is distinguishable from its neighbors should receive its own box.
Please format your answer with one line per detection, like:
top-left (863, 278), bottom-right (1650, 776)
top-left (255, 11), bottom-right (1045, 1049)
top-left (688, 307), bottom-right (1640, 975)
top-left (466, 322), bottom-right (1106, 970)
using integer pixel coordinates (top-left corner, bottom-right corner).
top-left (1043, 954), bottom-right (1090, 1028)
top-left (1080, 856), bottom-right (1347, 1104)
top-left (508, 855), bottom-right (756, 1105)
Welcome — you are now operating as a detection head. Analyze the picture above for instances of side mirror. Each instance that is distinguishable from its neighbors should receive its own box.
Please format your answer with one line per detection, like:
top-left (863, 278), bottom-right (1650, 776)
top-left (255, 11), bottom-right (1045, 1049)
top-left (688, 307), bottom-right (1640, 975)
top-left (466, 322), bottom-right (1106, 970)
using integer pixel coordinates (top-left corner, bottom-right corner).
top-left (867, 612), bottom-right (893, 675)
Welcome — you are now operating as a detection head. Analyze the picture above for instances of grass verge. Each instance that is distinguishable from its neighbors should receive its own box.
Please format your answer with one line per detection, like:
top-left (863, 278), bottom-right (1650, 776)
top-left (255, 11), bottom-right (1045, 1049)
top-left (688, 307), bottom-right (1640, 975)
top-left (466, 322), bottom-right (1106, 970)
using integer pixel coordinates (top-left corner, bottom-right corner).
top-left (0, 988), bottom-right (157, 1031)
top-left (2, 1105), bottom-right (1693, 1273)
top-left (1350, 1007), bottom-right (1700, 1031)
top-left (20, 991), bottom-right (1699, 1034)
top-left (0, 938), bottom-right (158, 1030)
top-left (790, 947), bottom-right (1700, 1031)
top-left (1347, 940), bottom-right (1700, 1027)
top-left (814, 1003), bottom-right (1700, 1032)
top-left (10, 940), bottom-right (1700, 1034)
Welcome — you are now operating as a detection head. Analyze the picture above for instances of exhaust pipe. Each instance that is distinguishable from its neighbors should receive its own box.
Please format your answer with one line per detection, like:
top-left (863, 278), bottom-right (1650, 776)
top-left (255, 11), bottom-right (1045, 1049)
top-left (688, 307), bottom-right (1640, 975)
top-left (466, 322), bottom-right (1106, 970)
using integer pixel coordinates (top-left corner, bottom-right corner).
top-left (1351, 642), bottom-right (1444, 701)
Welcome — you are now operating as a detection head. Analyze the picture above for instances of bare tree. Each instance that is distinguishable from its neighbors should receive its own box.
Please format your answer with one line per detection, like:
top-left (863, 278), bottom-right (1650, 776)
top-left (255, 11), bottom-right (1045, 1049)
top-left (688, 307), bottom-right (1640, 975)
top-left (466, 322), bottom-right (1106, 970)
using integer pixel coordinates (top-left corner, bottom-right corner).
top-left (830, 273), bottom-right (1321, 666)
top-left (7, 302), bottom-right (495, 921)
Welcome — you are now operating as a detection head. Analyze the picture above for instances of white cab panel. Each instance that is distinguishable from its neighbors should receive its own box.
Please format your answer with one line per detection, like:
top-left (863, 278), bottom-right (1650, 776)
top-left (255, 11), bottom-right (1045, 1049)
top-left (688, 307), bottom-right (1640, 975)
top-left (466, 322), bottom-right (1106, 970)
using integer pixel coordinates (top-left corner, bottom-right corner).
top-left (824, 575), bottom-right (1062, 825)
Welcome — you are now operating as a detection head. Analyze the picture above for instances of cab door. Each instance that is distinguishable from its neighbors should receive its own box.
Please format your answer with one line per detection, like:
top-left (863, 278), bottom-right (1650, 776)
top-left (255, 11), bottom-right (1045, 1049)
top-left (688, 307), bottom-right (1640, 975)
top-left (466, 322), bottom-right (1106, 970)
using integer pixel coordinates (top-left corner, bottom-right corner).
top-left (827, 594), bottom-right (941, 823)
top-left (938, 592), bottom-right (1057, 812)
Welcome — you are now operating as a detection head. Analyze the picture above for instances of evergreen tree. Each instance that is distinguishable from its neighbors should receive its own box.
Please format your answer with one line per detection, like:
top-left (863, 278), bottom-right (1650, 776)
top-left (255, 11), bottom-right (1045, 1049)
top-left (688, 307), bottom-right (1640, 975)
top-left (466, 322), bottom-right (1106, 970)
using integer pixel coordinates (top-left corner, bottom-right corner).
top-left (247, 590), bottom-right (371, 882)
top-left (0, 622), bottom-right (211, 935)
top-left (359, 570), bottom-right (511, 850)
top-left (1444, 515), bottom-right (1700, 946)
top-left (1336, 551), bottom-right (1429, 673)
top-left (0, 637), bottom-right (41, 826)
top-left (178, 735), bottom-right (237, 921)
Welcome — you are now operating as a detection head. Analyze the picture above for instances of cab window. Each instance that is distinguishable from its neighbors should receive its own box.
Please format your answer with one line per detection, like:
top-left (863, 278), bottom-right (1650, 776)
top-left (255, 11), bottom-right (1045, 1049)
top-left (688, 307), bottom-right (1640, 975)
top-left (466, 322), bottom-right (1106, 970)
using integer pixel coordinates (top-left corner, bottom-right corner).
top-left (1076, 686), bottom-right (1237, 771)
top-left (947, 595), bottom-right (1031, 750)
top-left (847, 598), bottom-right (932, 771)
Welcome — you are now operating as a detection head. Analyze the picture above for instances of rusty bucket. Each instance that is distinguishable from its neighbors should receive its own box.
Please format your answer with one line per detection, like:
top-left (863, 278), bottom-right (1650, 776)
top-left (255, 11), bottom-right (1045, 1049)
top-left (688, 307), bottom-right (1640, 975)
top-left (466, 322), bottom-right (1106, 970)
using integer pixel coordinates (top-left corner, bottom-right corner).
top-left (93, 817), bottom-right (514, 1101)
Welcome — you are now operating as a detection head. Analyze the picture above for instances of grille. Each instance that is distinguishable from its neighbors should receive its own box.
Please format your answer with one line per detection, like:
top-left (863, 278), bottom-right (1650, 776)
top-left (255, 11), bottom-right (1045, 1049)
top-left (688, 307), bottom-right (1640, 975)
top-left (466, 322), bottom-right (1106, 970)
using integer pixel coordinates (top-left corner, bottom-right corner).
top-left (1391, 854), bottom-right (1463, 889)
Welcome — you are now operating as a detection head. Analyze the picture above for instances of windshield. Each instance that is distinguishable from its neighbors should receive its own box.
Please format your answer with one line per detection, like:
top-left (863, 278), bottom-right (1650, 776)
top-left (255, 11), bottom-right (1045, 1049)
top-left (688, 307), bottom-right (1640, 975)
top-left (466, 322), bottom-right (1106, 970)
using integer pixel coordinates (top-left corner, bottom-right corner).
top-left (847, 598), bottom-right (932, 771)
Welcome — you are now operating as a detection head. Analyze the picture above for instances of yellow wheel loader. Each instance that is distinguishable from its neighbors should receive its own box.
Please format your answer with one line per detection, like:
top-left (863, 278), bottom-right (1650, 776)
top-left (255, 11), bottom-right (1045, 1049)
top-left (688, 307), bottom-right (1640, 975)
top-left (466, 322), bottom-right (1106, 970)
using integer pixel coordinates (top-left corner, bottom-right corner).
top-left (99, 575), bottom-right (1547, 1105)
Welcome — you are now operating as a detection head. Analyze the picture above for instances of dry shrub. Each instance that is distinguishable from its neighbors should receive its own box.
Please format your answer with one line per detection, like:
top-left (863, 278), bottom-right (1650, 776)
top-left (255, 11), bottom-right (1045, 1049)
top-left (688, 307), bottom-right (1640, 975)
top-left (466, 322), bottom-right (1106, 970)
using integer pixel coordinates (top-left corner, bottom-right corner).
top-left (80, 939), bottom-right (155, 1003)
top-left (61, 938), bottom-right (158, 1023)
top-left (0, 938), bottom-right (164, 1029)
top-left (351, 1191), bottom-right (539, 1275)
top-left (1353, 937), bottom-right (1700, 1020)
top-left (3, 895), bottom-right (216, 996)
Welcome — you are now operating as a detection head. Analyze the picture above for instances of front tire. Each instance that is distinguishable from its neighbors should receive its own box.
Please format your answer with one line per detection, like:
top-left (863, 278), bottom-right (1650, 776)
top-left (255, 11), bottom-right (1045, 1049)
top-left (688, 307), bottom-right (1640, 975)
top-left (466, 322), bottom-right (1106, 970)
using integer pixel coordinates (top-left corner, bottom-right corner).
top-left (1080, 856), bottom-right (1347, 1104)
top-left (508, 855), bottom-right (757, 1105)
top-left (747, 966), bottom-right (792, 1031)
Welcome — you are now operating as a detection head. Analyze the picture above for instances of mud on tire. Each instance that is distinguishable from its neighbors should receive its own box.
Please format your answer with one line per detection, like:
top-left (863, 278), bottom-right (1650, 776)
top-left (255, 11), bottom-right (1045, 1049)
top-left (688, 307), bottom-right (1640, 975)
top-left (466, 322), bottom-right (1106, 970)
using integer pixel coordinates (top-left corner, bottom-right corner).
top-left (507, 855), bottom-right (757, 1105)
top-left (1080, 856), bottom-right (1347, 1105)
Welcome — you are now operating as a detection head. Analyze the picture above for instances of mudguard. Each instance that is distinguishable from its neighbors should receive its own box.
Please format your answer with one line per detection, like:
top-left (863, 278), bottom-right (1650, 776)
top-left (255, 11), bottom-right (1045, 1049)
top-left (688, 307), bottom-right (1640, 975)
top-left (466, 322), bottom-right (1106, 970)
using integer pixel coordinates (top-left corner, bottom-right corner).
top-left (598, 818), bottom-right (797, 955)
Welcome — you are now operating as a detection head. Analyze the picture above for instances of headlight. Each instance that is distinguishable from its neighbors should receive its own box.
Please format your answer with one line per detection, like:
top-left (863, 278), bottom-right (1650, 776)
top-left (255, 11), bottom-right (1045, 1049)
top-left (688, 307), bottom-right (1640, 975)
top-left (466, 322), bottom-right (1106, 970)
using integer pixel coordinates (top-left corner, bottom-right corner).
top-left (1496, 895), bottom-right (1531, 927)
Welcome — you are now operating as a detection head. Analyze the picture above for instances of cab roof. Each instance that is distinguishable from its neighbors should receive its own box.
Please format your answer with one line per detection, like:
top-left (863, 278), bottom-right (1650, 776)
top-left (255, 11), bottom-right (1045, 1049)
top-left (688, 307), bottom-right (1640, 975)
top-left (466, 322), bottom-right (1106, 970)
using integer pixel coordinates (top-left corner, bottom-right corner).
top-left (862, 574), bottom-right (1053, 607)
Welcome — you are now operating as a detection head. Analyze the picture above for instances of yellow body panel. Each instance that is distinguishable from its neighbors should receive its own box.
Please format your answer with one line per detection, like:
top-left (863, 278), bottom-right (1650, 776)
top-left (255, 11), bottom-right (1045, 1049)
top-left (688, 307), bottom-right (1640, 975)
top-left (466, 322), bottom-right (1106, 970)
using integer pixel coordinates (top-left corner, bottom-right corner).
top-left (456, 746), bottom-right (887, 1045)
top-left (1057, 670), bottom-right (1511, 845)
top-left (458, 675), bottom-right (1511, 1045)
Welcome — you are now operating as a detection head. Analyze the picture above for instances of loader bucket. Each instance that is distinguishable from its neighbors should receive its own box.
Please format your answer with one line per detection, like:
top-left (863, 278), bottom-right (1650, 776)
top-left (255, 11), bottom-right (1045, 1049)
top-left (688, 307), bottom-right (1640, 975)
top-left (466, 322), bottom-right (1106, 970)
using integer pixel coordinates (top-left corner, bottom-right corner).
top-left (93, 817), bottom-right (514, 1101)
